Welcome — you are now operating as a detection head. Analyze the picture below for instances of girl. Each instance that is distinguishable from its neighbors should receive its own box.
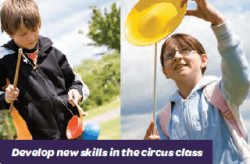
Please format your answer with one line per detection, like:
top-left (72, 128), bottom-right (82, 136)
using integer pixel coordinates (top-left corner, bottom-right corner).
top-left (145, 0), bottom-right (250, 163)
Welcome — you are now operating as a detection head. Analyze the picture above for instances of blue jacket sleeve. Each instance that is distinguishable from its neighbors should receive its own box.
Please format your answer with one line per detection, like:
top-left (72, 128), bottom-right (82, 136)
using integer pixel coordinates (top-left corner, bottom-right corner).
top-left (212, 21), bottom-right (250, 106)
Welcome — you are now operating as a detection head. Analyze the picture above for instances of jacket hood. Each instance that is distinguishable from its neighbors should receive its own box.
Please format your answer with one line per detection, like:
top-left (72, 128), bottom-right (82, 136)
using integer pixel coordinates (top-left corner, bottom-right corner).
top-left (170, 75), bottom-right (219, 103)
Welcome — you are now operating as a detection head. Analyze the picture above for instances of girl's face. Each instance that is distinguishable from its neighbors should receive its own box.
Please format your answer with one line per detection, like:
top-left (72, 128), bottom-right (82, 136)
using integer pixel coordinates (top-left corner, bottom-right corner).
top-left (11, 23), bottom-right (40, 50)
top-left (162, 44), bottom-right (207, 82)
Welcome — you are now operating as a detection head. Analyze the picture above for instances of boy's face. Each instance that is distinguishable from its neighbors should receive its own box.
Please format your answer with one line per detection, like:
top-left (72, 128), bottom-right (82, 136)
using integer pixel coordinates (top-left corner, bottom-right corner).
top-left (11, 23), bottom-right (40, 50)
top-left (162, 45), bottom-right (207, 82)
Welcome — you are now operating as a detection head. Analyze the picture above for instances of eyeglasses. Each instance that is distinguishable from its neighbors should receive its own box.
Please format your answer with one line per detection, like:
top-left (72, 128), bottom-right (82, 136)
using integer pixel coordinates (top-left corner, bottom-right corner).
top-left (163, 47), bottom-right (194, 60)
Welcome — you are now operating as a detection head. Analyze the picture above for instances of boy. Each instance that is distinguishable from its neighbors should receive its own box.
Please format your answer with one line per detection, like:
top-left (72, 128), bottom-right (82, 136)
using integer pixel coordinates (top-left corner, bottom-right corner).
top-left (145, 0), bottom-right (250, 163)
top-left (0, 0), bottom-right (89, 139)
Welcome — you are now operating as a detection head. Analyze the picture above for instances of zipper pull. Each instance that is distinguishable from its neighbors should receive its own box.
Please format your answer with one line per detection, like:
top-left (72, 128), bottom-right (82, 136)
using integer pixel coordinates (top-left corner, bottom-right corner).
top-left (23, 58), bottom-right (28, 64)
top-left (33, 65), bottom-right (38, 70)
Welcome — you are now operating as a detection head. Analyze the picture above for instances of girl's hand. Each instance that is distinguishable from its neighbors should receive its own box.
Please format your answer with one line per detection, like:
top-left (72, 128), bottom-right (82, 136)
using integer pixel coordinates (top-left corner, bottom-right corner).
top-left (5, 85), bottom-right (19, 103)
top-left (144, 120), bottom-right (160, 140)
top-left (181, 0), bottom-right (225, 25)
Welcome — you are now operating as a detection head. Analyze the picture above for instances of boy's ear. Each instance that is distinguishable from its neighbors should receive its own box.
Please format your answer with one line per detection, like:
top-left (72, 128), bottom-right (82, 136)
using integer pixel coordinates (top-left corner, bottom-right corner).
top-left (162, 67), bottom-right (170, 79)
top-left (200, 54), bottom-right (208, 69)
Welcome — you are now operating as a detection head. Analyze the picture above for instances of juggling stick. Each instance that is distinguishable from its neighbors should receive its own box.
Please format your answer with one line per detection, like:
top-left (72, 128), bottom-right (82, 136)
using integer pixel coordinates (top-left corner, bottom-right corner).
top-left (72, 99), bottom-right (87, 119)
top-left (9, 48), bottom-right (22, 114)
top-left (153, 43), bottom-right (157, 135)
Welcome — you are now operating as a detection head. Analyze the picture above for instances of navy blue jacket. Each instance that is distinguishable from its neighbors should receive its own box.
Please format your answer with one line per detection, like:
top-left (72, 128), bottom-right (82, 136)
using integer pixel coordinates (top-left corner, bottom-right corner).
top-left (0, 36), bottom-right (84, 139)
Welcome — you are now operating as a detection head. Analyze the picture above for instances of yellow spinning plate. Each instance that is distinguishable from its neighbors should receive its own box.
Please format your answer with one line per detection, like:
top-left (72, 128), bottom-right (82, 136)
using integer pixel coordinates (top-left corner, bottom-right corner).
top-left (124, 0), bottom-right (187, 134)
top-left (124, 0), bottom-right (187, 46)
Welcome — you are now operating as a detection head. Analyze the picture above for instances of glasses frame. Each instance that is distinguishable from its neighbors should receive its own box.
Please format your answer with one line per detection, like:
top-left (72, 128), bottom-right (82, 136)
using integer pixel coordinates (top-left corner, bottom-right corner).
top-left (163, 47), bottom-right (195, 60)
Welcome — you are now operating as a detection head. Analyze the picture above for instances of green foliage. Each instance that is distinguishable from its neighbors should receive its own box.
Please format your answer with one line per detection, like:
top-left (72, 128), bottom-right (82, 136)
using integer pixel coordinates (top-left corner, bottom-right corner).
top-left (0, 110), bottom-right (17, 140)
top-left (81, 3), bottom-right (120, 52)
top-left (74, 50), bottom-right (120, 111)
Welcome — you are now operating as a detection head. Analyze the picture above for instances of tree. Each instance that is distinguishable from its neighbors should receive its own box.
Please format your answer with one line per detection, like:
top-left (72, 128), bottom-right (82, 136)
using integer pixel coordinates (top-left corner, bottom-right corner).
top-left (80, 3), bottom-right (120, 52)
top-left (74, 51), bottom-right (120, 111)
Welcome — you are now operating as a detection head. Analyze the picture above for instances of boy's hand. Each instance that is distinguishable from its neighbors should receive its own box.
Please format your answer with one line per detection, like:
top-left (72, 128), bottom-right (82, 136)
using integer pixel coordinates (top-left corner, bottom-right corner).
top-left (68, 89), bottom-right (82, 107)
top-left (144, 120), bottom-right (160, 140)
top-left (181, 0), bottom-right (225, 25)
top-left (5, 85), bottom-right (19, 104)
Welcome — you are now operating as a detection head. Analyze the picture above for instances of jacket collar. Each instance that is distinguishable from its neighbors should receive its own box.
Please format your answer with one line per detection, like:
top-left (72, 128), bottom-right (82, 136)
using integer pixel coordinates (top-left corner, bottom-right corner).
top-left (170, 75), bottom-right (219, 103)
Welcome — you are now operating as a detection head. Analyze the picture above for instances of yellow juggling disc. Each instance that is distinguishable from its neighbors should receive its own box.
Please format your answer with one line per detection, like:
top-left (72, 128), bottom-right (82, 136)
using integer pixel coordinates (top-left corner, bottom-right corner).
top-left (125, 0), bottom-right (187, 46)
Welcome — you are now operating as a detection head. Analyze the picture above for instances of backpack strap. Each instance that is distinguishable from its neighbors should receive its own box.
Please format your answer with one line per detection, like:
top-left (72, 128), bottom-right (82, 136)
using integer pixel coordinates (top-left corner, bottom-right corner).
top-left (159, 81), bottom-right (246, 140)
top-left (159, 102), bottom-right (173, 139)
top-left (203, 81), bottom-right (245, 138)
top-left (158, 81), bottom-right (250, 161)
top-left (204, 82), bottom-right (250, 161)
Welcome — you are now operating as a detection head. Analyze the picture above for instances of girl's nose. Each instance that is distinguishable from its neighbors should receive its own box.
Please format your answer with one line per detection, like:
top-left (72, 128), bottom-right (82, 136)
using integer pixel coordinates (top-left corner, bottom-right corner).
top-left (173, 51), bottom-right (182, 61)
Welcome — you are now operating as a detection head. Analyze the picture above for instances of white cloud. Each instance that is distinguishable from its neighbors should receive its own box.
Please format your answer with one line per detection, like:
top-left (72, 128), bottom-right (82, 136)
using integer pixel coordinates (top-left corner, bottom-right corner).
top-left (38, 0), bottom-right (119, 66)
top-left (211, 0), bottom-right (250, 12)
top-left (121, 113), bottom-right (154, 139)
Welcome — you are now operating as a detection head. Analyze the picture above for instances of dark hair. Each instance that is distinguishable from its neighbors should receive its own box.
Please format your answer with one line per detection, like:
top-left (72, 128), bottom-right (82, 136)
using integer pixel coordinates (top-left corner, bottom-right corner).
top-left (0, 0), bottom-right (41, 36)
top-left (160, 33), bottom-right (207, 74)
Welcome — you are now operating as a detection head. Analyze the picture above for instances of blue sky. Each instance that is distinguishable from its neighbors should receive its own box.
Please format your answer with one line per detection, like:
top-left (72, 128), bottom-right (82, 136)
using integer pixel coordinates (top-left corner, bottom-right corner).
top-left (121, 0), bottom-right (250, 139)
top-left (0, 0), bottom-right (119, 67)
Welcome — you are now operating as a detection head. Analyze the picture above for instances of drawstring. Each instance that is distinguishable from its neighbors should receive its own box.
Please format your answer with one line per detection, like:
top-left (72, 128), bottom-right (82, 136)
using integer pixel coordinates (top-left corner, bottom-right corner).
top-left (21, 53), bottom-right (75, 116)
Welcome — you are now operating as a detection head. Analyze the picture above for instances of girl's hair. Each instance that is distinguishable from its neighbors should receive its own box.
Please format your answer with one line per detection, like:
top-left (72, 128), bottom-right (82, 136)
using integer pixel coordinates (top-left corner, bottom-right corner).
top-left (160, 33), bottom-right (207, 74)
top-left (0, 0), bottom-right (41, 36)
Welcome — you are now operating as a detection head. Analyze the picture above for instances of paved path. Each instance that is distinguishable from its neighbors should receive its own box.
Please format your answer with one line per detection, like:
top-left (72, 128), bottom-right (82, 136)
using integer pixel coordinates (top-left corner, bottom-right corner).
top-left (83, 107), bottom-right (120, 125)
